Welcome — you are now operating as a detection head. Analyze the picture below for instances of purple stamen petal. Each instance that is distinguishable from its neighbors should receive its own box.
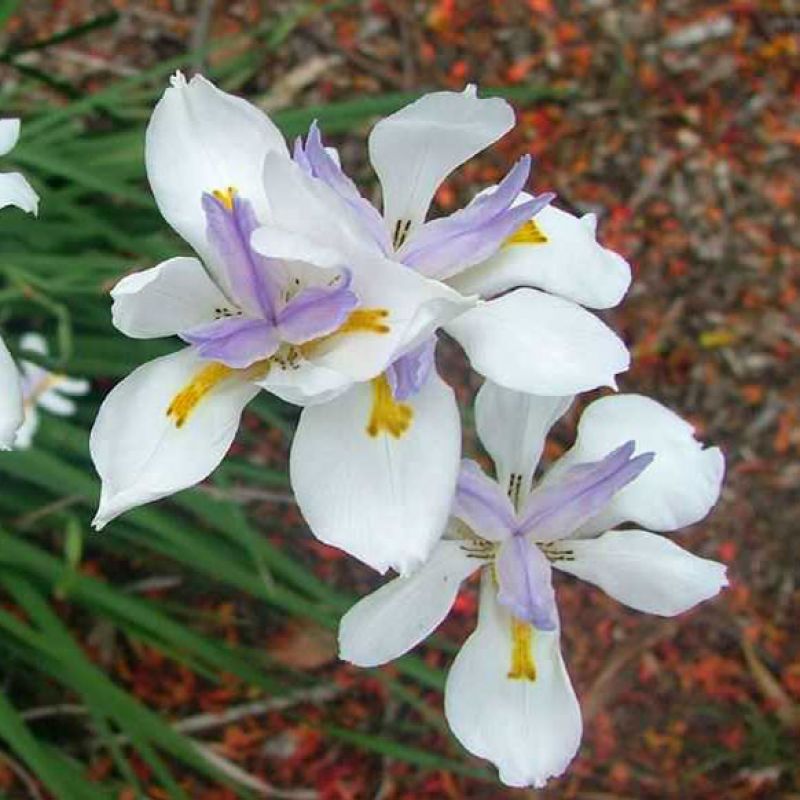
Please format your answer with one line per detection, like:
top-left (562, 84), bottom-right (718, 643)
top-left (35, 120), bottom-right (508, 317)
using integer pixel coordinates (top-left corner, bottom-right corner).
top-left (276, 269), bottom-right (359, 345)
top-left (398, 155), bottom-right (553, 280)
top-left (203, 193), bottom-right (284, 320)
top-left (519, 441), bottom-right (655, 542)
top-left (299, 121), bottom-right (391, 253)
top-left (292, 135), bottom-right (312, 173)
top-left (182, 317), bottom-right (281, 369)
top-left (495, 535), bottom-right (558, 631)
top-left (452, 459), bottom-right (517, 542)
top-left (385, 338), bottom-right (436, 401)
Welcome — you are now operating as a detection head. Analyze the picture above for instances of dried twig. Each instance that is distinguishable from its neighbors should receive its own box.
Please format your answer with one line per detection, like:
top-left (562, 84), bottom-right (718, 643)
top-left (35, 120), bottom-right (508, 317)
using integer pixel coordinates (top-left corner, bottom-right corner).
top-left (0, 749), bottom-right (44, 800)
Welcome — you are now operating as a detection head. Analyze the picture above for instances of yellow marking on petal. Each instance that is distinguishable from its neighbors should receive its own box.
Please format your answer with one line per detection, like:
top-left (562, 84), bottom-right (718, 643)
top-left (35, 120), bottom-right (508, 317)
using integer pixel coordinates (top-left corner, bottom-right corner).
top-left (366, 374), bottom-right (412, 439)
top-left (212, 186), bottom-right (237, 211)
top-left (504, 219), bottom-right (548, 247)
top-left (166, 362), bottom-right (234, 428)
top-left (338, 308), bottom-right (390, 335)
top-left (507, 617), bottom-right (537, 682)
top-left (24, 374), bottom-right (66, 409)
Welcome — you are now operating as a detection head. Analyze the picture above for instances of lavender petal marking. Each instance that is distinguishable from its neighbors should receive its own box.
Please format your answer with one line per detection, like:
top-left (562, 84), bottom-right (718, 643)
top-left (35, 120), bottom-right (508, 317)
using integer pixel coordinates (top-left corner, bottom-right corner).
top-left (398, 155), bottom-right (554, 281)
top-left (519, 441), bottom-right (655, 543)
top-left (182, 317), bottom-right (280, 368)
top-left (298, 122), bottom-right (391, 253)
top-left (203, 193), bottom-right (284, 320)
top-left (276, 269), bottom-right (359, 345)
top-left (452, 459), bottom-right (517, 542)
top-left (385, 338), bottom-right (436, 401)
top-left (496, 535), bottom-right (558, 631)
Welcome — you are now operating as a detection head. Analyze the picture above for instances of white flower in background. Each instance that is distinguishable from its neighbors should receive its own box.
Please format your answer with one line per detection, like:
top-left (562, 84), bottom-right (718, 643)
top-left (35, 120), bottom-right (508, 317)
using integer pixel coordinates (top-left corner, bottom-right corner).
top-left (90, 74), bottom-right (471, 530)
top-left (0, 335), bottom-right (23, 449)
top-left (340, 383), bottom-right (726, 787)
top-left (269, 90), bottom-right (631, 573)
top-left (12, 333), bottom-right (89, 449)
top-left (0, 118), bottom-right (39, 215)
top-left (0, 118), bottom-right (39, 448)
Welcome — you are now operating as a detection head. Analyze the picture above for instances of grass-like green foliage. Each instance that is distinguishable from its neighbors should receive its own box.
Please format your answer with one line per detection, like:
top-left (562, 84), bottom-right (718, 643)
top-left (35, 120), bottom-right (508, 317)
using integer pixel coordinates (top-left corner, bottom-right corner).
top-left (0, 5), bottom-right (568, 795)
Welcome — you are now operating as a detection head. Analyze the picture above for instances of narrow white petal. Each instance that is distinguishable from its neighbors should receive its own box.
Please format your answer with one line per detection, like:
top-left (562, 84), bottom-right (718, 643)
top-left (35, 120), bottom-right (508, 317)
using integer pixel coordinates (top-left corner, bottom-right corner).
top-left (557, 530), bottom-right (728, 616)
top-left (554, 394), bottom-right (725, 534)
top-left (451, 204), bottom-right (631, 309)
top-left (369, 87), bottom-right (515, 233)
top-left (0, 119), bottom-right (20, 156)
top-left (445, 576), bottom-right (582, 788)
top-left (475, 380), bottom-right (572, 493)
top-left (90, 347), bottom-right (258, 529)
top-left (38, 391), bottom-right (76, 416)
top-left (290, 371), bottom-right (461, 574)
top-left (339, 541), bottom-right (479, 667)
top-left (0, 172), bottom-right (39, 215)
top-left (446, 289), bottom-right (629, 395)
top-left (111, 256), bottom-right (230, 339)
top-left (145, 73), bottom-right (287, 278)
top-left (13, 408), bottom-right (37, 450)
top-left (0, 335), bottom-right (23, 449)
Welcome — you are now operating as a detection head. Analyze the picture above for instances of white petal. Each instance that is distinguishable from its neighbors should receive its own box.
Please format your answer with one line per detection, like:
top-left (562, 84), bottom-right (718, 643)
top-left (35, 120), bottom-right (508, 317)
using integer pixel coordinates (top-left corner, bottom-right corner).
top-left (38, 390), bottom-right (76, 416)
top-left (13, 408), bottom-right (37, 450)
top-left (475, 380), bottom-right (572, 494)
top-left (0, 172), bottom-right (39, 215)
top-left (0, 119), bottom-right (20, 156)
top-left (450, 204), bottom-right (631, 309)
top-left (0, 335), bottom-right (23, 449)
top-left (19, 332), bottom-right (47, 356)
top-left (339, 541), bottom-right (479, 667)
top-left (446, 289), bottom-right (629, 395)
top-left (256, 358), bottom-right (353, 407)
top-left (557, 530), bottom-right (728, 616)
top-left (53, 376), bottom-right (91, 396)
top-left (90, 347), bottom-right (258, 529)
top-left (369, 87), bottom-right (515, 233)
top-left (111, 256), bottom-right (230, 339)
top-left (555, 394), bottom-right (725, 534)
top-left (145, 73), bottom-right (287, 279)
top-left (290, 370), bottom-right (461, 574)
top-left (445, 575), bottom-right (582, 788)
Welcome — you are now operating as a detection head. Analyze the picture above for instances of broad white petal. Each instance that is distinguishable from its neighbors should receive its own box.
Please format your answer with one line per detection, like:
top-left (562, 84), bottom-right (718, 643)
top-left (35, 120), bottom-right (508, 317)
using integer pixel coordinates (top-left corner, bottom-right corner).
top-left (111, 256), bottom-right (230, 339)
top-left (290, 371), bottom-right (461, 574)
top-left (446, 289), bottom-right (629, 395)
top-left (554, 394), bottom-right (725, 534)
top-left (557, 530), bottom-right (728, 616)
top-left (369, 87), bottom-right (514, 233)
top-left (0, 336), bottom-right (23, 449)
top-left (475, 380), bottom-right (572, 493)
top-left (90, 347), bottom-right (258, 529)
top-left (445, 575), bottom-right (582, 788)
top-left (339, 541), bottom-right (479, 667)
top-left (0, 119), bottom-right (20, 156)
top-left (145, 73), bottom-right (287, 278)
top-left (450, 204), bottom-right (630, 309)
top-left (0, 172), bottom-right (39, 215)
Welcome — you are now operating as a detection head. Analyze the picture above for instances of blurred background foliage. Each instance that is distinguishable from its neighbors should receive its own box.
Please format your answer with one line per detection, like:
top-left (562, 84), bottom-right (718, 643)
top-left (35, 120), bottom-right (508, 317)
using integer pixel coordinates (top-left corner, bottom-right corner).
top-left (0, 1), bottom-right (798, 798)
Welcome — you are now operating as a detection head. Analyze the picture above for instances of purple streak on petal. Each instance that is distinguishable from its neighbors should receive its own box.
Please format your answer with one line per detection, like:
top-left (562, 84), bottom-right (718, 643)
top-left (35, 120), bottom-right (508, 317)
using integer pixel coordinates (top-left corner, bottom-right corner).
top-left (399, 155), bottom-right (553, 281)
top-left (496, 535), bottom-right (558, 631)
top-left (518, 441), bottom-right (655, 542)
top-left (452, 459), bottom-right (517, 542)
top-left (276, 268), bottom-right (359, 345)
top-left (181, 317), bottom-right (280, 368)
top-left (203, 193), bottom-right (283, 320)
top-left (299, 121), bottom-right (391, 253)
top-left (385, 338), bottom-right (436, 401)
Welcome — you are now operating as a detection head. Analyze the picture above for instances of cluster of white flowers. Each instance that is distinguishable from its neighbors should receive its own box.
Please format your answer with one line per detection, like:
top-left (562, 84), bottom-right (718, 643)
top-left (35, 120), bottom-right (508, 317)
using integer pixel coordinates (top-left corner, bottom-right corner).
top-left (1, 75), bottom-right (727, 788)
